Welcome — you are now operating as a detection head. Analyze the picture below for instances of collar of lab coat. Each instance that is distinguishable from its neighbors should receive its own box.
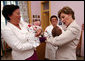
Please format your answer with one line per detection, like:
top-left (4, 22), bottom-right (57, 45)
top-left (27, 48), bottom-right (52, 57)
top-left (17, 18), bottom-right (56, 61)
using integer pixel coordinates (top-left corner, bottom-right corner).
top-left (7, 21), bottom-right (28, 33)
top-left (7, 21), bottom-right (29, 41)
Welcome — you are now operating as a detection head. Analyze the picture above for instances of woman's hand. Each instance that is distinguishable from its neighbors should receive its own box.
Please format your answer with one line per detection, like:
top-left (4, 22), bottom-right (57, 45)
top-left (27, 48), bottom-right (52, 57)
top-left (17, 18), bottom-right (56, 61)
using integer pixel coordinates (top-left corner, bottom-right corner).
top-left (35, 29), bottom-right (42, 37)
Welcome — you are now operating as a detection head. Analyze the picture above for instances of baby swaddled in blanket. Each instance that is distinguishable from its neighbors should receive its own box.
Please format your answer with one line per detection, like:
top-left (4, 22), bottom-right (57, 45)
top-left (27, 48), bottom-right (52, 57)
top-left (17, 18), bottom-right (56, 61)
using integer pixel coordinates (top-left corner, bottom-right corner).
top-left (27, 19), bottom-right (42, 48)
top-left (45, 26), bottom-right (62, 60)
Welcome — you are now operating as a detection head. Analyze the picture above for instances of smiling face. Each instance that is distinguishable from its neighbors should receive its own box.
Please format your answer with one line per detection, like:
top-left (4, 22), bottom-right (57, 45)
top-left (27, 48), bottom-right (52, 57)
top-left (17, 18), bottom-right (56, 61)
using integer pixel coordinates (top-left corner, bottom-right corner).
top-left (9, 9), bottom-right (21, 24)
top-left (51, 17), bottom-right (58, 27)
top-left (60, 13), bottom-right (73, 26)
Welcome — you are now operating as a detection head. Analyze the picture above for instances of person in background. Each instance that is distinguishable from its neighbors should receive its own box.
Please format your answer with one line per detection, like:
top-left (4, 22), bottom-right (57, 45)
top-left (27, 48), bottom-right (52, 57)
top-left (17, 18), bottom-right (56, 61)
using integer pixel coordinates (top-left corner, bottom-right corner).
top-left (44, 15), bottom-right (64, 60)
top-left (44, 15), bottom-right (64, 38)
top-left (46, 6), bottom-right (81, 60)
top-left (45, 25), bottom-right (62, 60)
top-left (81, 24), bottom-right (84, 56)
top-left (1, 4), bottom-right (41, 60)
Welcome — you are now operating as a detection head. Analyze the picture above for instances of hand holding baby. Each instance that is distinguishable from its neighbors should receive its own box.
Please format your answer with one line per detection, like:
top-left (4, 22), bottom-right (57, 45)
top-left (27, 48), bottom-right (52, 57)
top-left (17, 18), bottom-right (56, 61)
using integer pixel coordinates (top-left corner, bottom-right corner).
top-left (35, 29), bottom-right (42, 37)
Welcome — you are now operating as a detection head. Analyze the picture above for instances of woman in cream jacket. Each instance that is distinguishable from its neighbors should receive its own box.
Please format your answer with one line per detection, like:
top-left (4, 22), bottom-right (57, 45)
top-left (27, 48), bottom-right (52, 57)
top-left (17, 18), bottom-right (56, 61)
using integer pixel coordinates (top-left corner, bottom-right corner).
top-left (44, 15), bottom-right (64, 60)
top-left (47, 6), bottom-right (81, 60)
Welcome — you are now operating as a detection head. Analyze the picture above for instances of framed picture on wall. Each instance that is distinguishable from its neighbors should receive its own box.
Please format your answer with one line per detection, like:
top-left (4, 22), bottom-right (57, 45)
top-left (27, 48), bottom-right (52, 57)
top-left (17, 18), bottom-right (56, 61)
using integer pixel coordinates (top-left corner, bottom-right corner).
top-left (38, 15), bottom-right (40, 18)
top-left (33, 19), bottom-right (35, 22)
top-left (33, 15), bottom-right (35, 18)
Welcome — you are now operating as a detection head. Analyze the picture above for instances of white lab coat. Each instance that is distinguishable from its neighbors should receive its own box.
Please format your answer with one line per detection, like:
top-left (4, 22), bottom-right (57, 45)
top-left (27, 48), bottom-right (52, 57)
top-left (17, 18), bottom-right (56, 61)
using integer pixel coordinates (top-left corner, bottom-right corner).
top-left (1, 21), bottom-right (40, 60)
top-left (48, 20), bottom-right (81, 60)
top-left (45, 37), bottom-right (58, 60)
top-left (44, 24), bottom-right (64, 60)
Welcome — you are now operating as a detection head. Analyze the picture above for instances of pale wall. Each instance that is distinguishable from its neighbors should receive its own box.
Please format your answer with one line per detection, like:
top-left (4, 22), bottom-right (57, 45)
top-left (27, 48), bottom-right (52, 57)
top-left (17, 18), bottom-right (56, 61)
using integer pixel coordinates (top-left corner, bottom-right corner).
top-left (51, 1), bottom-right (84, 27)
top-left (31, 1), bottom-right (41, 24)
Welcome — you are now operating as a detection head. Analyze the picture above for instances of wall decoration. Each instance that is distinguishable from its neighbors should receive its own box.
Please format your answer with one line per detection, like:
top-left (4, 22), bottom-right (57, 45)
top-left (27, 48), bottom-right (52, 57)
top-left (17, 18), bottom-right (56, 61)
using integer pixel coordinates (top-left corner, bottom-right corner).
top-left (33, 15), bottom-right (35, 18)
top-left (38, 15), bottom-right (40, 18)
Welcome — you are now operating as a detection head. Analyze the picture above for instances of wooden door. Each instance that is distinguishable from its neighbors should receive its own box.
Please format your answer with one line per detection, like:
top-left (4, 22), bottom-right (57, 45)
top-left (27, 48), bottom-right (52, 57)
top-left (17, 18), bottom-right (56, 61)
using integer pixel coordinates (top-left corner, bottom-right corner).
top-left (36, 1), bottom-right (50, 60)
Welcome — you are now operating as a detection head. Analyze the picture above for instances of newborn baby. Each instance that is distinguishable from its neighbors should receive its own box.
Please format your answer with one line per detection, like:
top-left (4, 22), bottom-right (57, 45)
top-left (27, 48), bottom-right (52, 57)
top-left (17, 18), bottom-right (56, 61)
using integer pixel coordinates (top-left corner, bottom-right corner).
top-left (27, 20), bottom-right (42, 48)
top-left (52, 26), bottom-right (62, 37)
top-left (28, 19), bottom-right (42, 34)
top-left (47, 25), bottom-right (62, 42)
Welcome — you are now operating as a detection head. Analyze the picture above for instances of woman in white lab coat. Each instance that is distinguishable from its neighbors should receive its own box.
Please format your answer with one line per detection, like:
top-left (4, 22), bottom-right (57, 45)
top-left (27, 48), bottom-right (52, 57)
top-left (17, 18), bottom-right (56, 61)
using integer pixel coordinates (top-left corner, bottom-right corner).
top-left (44, 15), bottom-right (64, 60)
top-left (2, 5), bottom-right (41, 60)
top-left (46, 6), bottom-right (81, 60)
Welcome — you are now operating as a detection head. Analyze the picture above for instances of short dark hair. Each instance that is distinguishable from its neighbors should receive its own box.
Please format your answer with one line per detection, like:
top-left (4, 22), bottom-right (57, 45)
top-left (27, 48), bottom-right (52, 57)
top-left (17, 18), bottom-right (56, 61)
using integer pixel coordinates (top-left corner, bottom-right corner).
top-left (52, 26), bottom-right (62, 37)
top-left (58, 6), bottom-right (75, 20)
top-left (2, 4), bottom-right (19, 21)
top-left (50, 15), bottom-right (58, 22)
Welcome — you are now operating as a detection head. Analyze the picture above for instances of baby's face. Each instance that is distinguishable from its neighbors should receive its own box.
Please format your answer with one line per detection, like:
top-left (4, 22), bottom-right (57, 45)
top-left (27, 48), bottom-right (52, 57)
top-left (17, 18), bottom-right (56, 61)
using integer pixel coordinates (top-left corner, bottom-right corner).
top-left (34, 21), bottom-right (40, 26)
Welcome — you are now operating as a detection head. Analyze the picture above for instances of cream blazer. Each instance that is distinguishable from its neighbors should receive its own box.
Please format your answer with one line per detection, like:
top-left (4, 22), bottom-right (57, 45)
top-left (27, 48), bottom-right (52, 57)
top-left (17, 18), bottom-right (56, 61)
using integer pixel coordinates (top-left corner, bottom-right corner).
top-left (1, 21), bottom-right (40, 60)
top-left (50, 20), bottom-right (81, 60)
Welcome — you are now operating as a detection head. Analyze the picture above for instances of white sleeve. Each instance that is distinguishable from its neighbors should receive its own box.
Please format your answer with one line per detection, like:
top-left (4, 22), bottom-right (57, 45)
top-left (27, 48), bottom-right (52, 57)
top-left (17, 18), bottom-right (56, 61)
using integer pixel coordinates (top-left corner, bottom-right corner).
top-left (44, 27), bottom-right (50, 38)
top-left (33, 37), bottom-right (40, 47)
top-left (52, 26), bottom-right (81, 46)
top-left (2, 28), bottom-right (34, 51)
